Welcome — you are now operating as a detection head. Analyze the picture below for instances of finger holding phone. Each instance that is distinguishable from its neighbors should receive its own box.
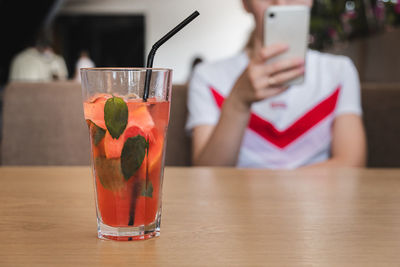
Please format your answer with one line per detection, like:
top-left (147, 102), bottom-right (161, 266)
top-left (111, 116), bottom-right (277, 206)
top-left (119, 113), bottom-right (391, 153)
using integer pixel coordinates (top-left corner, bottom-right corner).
top-left (231, 5), bottom-right (310, 111)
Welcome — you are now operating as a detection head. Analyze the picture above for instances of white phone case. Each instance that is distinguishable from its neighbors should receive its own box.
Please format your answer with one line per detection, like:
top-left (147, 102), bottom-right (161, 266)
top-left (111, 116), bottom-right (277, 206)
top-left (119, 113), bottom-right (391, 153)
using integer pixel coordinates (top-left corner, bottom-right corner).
top-left (264, 5), bottom-right (310, 86)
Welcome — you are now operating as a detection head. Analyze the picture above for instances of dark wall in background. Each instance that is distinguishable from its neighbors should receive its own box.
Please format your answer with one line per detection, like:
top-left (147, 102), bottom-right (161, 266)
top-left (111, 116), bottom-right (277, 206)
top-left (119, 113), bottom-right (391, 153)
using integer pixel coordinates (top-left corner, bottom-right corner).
top-left (54, 15), bottom-right (145, 78)
top-left (0, 0), bottom-right (56, 86)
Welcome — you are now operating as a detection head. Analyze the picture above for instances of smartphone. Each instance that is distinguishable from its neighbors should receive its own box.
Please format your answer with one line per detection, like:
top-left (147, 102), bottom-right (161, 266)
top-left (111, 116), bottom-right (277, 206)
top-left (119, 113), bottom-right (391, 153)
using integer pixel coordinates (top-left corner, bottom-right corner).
top-left (264, 5), bottom-right (310, 86)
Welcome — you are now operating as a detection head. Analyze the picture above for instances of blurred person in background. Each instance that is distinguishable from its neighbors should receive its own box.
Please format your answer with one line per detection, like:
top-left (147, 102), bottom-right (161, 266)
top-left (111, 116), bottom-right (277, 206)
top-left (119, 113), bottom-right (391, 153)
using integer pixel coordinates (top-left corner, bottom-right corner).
top-left (9, 34), bottom-right (68, 82)
top-left (186, 0), bottom-right (366, 169)
top-left (74, 50), bottom-right (95, 83)
top-left (186, 56), bottom-right (203, 85)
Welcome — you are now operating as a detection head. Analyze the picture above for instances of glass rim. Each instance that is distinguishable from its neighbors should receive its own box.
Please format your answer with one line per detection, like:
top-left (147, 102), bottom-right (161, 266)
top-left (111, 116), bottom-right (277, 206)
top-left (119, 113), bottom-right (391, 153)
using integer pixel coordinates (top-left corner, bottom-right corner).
top-left (80, 67), bottom-right (172, 72)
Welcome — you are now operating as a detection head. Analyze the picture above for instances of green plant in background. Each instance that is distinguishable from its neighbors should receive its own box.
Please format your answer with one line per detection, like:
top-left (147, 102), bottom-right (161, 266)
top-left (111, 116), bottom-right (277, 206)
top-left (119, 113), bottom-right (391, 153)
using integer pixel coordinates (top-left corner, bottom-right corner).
top-left (310, 0), bottom-right (400, 50)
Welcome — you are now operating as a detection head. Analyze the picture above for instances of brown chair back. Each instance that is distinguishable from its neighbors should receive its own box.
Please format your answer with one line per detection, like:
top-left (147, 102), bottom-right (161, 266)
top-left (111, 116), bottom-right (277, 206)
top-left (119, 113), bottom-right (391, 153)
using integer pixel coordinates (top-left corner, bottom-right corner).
top-left (1, 82), bottom-right (90, 165)
top-left (165, 84), bottom-right (191, 166)
top-left (326, 29), bottom-right (400, 83)
top-left (362, 83), bottom-right (400, 167)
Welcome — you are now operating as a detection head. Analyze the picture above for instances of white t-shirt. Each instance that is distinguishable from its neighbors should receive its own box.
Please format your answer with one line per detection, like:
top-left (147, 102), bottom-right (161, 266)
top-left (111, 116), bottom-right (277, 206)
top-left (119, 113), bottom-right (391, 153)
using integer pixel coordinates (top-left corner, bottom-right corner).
top-left (186, 50), bottom-right (362, 169)
top-left (9, 48), bottom-right (68, 82)
top-left (74, 56), bottom-right (95, 82)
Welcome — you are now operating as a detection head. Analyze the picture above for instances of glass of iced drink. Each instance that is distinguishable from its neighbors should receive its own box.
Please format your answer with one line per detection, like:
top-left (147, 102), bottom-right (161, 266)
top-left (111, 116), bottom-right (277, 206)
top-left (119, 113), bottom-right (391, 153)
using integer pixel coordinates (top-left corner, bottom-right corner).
top-left (81, 68), bottom-right (171, 240)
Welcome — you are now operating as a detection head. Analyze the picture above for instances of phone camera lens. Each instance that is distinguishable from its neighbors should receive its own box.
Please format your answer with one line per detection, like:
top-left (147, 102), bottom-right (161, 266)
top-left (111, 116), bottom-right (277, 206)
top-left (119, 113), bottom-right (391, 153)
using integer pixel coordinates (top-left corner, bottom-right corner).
top-left (269, 13), bottom-right (275, 18)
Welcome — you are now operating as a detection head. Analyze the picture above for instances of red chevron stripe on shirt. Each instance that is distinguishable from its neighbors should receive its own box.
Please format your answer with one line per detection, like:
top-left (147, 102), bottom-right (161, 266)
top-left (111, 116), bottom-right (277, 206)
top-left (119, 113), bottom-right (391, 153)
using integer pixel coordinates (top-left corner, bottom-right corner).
top-left (210, 86), bottom-right (341, 149)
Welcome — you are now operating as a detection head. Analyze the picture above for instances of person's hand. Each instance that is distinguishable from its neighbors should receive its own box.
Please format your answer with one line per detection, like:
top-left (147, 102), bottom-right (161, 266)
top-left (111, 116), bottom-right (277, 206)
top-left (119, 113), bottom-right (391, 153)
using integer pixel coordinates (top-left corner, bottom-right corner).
top-left (229, 44), bottom-right (305, 112)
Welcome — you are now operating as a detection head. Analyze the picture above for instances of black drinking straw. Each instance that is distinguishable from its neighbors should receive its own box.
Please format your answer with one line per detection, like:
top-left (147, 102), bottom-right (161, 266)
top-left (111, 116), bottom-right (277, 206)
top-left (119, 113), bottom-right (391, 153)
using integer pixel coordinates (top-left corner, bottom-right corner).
top-left (143, 10), bottom-right (200, 101)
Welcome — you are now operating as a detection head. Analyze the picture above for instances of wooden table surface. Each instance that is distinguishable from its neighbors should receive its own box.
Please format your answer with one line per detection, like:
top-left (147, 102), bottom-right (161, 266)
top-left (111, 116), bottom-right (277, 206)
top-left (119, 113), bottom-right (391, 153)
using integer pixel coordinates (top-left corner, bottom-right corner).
top-left (0, 167), bottom-right (400, 266)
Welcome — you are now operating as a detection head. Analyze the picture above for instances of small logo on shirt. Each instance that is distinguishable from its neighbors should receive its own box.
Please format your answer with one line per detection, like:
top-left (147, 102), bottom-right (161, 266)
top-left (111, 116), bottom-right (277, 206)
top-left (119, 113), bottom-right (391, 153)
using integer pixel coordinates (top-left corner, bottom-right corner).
top-left (270, 102), bottom-right (287, 109)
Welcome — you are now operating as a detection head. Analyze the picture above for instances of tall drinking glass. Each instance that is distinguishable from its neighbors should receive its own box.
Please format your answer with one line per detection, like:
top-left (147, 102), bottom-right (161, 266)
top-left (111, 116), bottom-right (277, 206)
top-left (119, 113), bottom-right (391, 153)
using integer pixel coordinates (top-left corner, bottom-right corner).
top-left (80, 68), bottom-right (172, 240)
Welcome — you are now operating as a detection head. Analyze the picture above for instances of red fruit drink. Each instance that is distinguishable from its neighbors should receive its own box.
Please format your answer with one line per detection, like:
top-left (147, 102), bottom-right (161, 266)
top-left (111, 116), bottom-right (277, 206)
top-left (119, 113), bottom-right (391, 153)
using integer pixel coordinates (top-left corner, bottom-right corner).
top-left (84, 94), bottom-right (170, 240)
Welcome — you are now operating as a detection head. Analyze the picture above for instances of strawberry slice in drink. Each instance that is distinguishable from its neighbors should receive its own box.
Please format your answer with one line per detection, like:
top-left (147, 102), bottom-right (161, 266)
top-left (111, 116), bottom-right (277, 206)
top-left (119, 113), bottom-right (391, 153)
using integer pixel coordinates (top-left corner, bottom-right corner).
top-left (127, 100), bottom-right (155, 131)
top-left (83, 94), bottom-right (111, 129)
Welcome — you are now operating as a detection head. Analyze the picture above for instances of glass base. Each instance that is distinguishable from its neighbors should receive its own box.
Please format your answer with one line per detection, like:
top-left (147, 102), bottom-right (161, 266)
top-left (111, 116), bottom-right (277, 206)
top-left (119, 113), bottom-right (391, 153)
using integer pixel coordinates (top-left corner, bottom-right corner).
top-left (97, 219), bottom-right (160, 241)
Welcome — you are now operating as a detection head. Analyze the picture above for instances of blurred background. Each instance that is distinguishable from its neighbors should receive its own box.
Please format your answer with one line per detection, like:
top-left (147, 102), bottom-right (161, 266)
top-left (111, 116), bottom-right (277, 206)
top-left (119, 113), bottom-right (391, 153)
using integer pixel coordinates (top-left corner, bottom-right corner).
top-left (0, 0), bottom-right (399, 167)
top-left (1, 0), bottom-right (399, 85)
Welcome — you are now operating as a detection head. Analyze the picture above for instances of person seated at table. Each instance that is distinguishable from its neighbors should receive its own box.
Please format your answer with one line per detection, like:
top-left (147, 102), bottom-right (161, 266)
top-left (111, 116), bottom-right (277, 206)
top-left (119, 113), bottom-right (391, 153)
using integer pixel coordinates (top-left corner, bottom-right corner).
top-left (9, 34), bottom-right (68, 82)
top-left (74, 50), bottom-right (95, 83)
top-left (185, 0), bottom-right (366, 168)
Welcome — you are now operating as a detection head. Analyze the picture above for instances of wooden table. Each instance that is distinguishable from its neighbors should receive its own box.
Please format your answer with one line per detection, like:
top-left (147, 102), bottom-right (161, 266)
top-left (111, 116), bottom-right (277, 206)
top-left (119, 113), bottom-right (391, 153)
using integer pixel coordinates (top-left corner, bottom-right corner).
top-left (0, 167), bottom-right (400, 266)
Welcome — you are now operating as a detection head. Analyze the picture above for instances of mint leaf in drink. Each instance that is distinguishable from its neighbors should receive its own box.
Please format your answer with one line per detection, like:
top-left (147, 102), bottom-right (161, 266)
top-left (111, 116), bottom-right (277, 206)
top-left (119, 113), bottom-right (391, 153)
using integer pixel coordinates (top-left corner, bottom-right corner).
top-left (141, 180), bottom-right (153, 198)
top-left (87, 120), bottom-right (106, 146)
top-left (92, 123), bottom-right (106, 146)
top-left (94, 126), bottom-right (106, 146)
top-left (121, 135), bottom-right (149, 180)
top-left (94, 157), bottom-right (125, 191)
top-left (104, 97), bottom-right (128, 139)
